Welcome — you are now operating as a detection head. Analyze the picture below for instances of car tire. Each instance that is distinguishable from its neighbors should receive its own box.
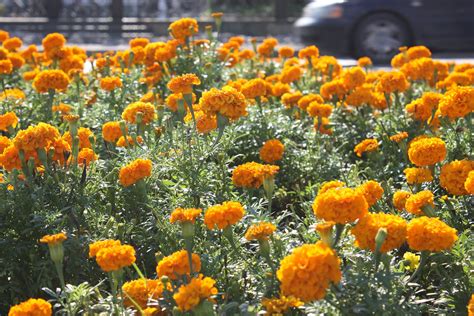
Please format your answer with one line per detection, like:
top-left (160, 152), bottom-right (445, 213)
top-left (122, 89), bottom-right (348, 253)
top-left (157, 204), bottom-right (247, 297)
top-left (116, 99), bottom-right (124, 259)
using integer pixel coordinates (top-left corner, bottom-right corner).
top-left (353, 13), bottom-right (411, 64)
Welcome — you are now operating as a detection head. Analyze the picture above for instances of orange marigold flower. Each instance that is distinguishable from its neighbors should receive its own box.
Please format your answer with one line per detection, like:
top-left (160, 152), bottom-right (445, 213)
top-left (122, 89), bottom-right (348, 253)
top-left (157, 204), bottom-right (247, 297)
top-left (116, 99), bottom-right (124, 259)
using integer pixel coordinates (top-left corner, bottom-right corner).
top-left (13, 123), bottom-right (60, 152)
top-left (357, 56), bottom-right (372, 67)
top-left (438, 86), bottom-right (474, 120)
top-left (281, 91), bottom-right (303, 108)
top-left (122, 101), bottom-right (156, 124)
top-left (0, 59), bottom-right (13, 74)
top-left (0, 30), bottom-right (9, 43)
top-left (129, 37), bottom-right (150, 48)
top-left (404, 167), bottom-right (434, 184)
top-left (377, 71), bottom-right (409, 94)
top-left (408, 136), bottom-right (446, 167)
top-left (167, 73), bottom-right (201, 94)
top-left (102, 121), bottom-right (125, 143)
top-left (173, 274), bottom-right (218, 312)
top-left (63, 127), bottom-right (95, 149)
top-left (392, 190), bottom-right (411, 211)
top-left (405, 190), bottom-right (434, 215)
top-left (307, 102), bottom-right (333, 118)
top-left (23, 69), bottom-right (38, 81)
top-left (407, 45), bottom-right (431, 61)
top-left (52, 103), bottom-right (72, 114)
top-left (342, 66), bottom-right (366, 90)
top-left (259, 139), bottom-right (284, 163)
top-left (241, 78), bottom-right (267, 99)
top-left (297, 94), bottom-right (323, 111)
top-left (405, 92), bottom-right (442, 121)
top-left (313, 117), bottom-right (333, 135)
top-left (0, 145), bottom-right (22, 171)
top-left (204, 201), bottom-right (245, 230)
top-left (278, 46), bottom-right (294, 58)
top-left (76, 148), bottom-right (98, 166)
top-left (0, 136), bottom-right (12, 154)
top-left (262, 296), bottom-right (303, 315)
top-left (119, 158), bottom-right (152, 187)
top-left (0, 112), bottom-right (18, 131)
top-left (280, 66), bottom-right (302, 84)
top-left (8, 53), bottom-right (25, 69)
top-left (312, 56), bottom-right (341, 77)
top-left (116, 135), bottom-right (143, 148)
top-left (407, 216), bottom-right (457, 252)
top-left (32, 69), bottom-right (70, 93)
top-left (169, 18), bottom-right (199, 40)
top-left (170, 207), bottom-right (202, 224)
top-left (312, 187), bottom-right (368, 224)
top-left (356, 180), bottom-right (384, 207)
top-left (122, 278), bottom-right (164, 308)
top-left (95, 244), bottom-right (136, 272)
top-left (42, 33), bottom-right (66, 52)
top-left (354, 138), bottom-right (379, 157)
top-left (298, 45), bottom-right (319, 59)
top-left (320, 79), bottom-right (346, 101)
top-left (199, 86), bottom-right (247, 120)
top-left (390, 131), bottom-right (408, 143)
top-left (351, 213), bottom-right (407, 252)
top-left (8, 298), bottom-right (52, 316)
top-left (232, 162), bottom-right (279, 189)
top-left (277, 242), bottom-right (341, 302)
top-left (3, 37), bottom-right (22, 51)
top-left (319, 180), bottom-right (345, 194)
top-left (100, 76), bottom-right (122, 91)
top-left (89, 239), bottom-right (122, 258)
top-left (156, 249), bottom-right (201, 279)
top-left (440, 160), bottom-right (474, 195)
top-left (39, 232), bottom-right (67, 245)
top-left (245, 222), bottom-right (276, 241)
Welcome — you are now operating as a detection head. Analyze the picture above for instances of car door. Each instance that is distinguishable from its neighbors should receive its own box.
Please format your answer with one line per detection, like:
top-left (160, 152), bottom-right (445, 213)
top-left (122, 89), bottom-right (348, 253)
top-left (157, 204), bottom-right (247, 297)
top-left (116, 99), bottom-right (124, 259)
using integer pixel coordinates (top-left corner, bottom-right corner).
top-left (403, 0), bottom-right (474, 50)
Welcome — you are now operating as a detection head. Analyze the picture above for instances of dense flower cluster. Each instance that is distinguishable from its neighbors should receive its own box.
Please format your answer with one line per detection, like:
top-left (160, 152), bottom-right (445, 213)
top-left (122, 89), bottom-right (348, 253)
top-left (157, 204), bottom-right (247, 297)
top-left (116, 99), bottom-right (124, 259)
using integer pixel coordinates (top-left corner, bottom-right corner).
top-left (439, 160), bottom-right (474, 195)
top-left (199, 86), bottom-right (247, 120)
top-left (32, 70), bottom-right (70, 93)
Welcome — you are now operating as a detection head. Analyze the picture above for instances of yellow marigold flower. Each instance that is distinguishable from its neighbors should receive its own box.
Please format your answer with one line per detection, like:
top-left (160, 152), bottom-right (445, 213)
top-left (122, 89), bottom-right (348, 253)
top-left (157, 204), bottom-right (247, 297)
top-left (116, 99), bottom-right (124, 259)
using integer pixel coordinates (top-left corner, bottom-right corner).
top-left (119, 158), bottom-right (152, 187)
top-left (377, 71), bottom-right (409, 94)
top-left (32, 69), bottom-right (70, 93)
top-left (8, 298), bottom-right (52, 316)
top-left (403, 252), bottom-right (420, 272)
top-left (298, 45), bottom-right (319, 59)
top-left (167, 73), bottom-right (201, 94)
top-left (407, 45), bottom-right (431, 60)
top-left (173, 274), bottom-right (218, 312)
top-left (354, 138), bottom-right (379, 157)
top-left (122, 101), bottom-right (156, 124)
top-left (170, 207), bottom-right (202, 224)
top-left (312, 187), bottom-right (368, 224)
top-left (356, 180), bottom-right (384, 207)
top-left (13, 123), bottom-right (60, 152)
top-left (407, 216), bottom-right (457, 252)
top-left (116, 135), bottom-right (143, 148)
top-left (122, 278), bottom-right (164, 308)
top-left (278, 46), bottom-right (294, 58)
top-left (75, 148), bottom-right (98, 166)
top-left (0, 88), bottom-right (25, 101)
top-left (245, 222), bottom-right (276, 241)
top-left (0, 59), bottom-right (13, 74)
top-left (89, 239), bottom-right (122, 258)
top-left (440, 160), bottom-right (474, 195)
top-left (307, 102), bottom-right (333, 118)
top-left (262, 295), bottom-right (303, 315)
top-left (408, 136), bottom-right (446, 167)
top-left (351, 213), bottom-right (407, 253)
top-left (232, 162), bottom-right (279, 189)
top-left (465, 171), bottom-right (474, 195)
top-left (297, 94), bottom-right (323, 111)
top-left (277, 242), bottom-right (341, 302)
top-left (357, 56), bottom-right (372, 67)
top-left (102, 121), bottom-right (125, 143)
top-left (0, 112), bottom-right (18, 131)
top-left (438, 86), bottom-right (474, 119)
top-left (259, 139), bottom-right (284, 163)
top-left (241, 78), bottom-right (267, 99)
top-left (204, 201), bottom-right (245, 230)
top-left (156, 249), bottom-right (201, 279)
top-left (319, 180), bottom-right (345, 194)
top-left (404, 167), bottom-right (433, 184)
top-left (199, 86), bottom-right (247, 120)
top-left (169, 18), bottom-right (199, 40)
top-left (95, 244), bottom-right (136, 272)
top-left (39, 232), bottom-right (67, 245)
top-left (3, 37), bottom-right (22, 51)
top-left (342, 66), bottom-right (366, 90)
top-left (281, 91), bottom-right (303, 108)
top-left (390, 131), bottom-right (408, 143)
top-left (405, 190), bottom-right (434, 215)
top-left (100, 76), bottom-right (122, 91)
top-left (280, 66), bottom-right (302, 84)
top-left (320, 79), bottom-right (346, 101)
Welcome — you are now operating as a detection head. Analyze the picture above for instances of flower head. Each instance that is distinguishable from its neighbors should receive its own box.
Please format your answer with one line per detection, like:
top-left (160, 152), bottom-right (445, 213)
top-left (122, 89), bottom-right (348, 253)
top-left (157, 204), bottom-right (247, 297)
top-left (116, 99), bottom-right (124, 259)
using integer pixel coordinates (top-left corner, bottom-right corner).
top-left (261, 296), bottom-right (303, 315)
top-left (119, 158), bottom-right (152, 187)
top-left (356, 180), bottom-right (384, 207)
top-left (404, 167), bottom-right (433, 184)
top-left (95, 244), bottom-right (136, 272)
top-left (156, 250), bottom-right (201, 279)
top-left (408, 136), bottom-right (446, 167)
top-left (232, 162), bottom-right (279, 189)
top-left (122, 101), bottom-right (156, 124)
top-left (392, 190), bottom-right (411, 211)
top-left (440, 160), bottom-right (474, 195)
top-left (39, 232), bottom-right (67, 245)
top-left (122, 278), bottom-right (165, 308)
top-left (259, 139), bottom-right (284, 163)
top-left (204, 201), bottom-right (245, 230)
top-left (32, 70), bottom-right (70, 93)
top-left (167, 73), bottom-right (200, 94)
top-left (407, 217), bottom-right (457, 252)
top-left (354, 139), bottom-right (379, 158)
top-left (8, 298), bottom-right (52, 316)
top-left (245, 222), bottom-right (276, 241)
top-left (170, 208), bottom-right (202, 224)
top-left (169, 18), bottom-right (199, 40)
top-left (173, 274), bottom-right (218, 311)
top-left (89, 239), bottom-right (122, 258)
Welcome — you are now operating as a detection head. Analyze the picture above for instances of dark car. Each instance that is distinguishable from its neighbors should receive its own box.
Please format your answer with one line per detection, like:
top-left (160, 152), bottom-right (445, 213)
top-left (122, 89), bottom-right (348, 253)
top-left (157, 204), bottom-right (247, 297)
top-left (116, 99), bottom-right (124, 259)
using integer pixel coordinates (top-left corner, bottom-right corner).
top-left (295, 0), bottom-right (474, 63)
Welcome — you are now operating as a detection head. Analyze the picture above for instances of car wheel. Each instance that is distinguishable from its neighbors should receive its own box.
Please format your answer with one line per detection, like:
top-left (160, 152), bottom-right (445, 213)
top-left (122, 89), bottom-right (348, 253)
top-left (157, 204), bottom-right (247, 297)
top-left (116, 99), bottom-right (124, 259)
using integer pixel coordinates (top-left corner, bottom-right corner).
top-left (353, 13), bottom-right (411, 64)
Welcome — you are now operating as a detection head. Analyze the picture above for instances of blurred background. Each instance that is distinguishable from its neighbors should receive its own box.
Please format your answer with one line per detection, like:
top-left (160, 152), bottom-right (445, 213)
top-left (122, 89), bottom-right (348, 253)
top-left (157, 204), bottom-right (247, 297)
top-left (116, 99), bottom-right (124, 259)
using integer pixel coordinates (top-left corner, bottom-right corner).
top-left (1, 0), bottom-right (473, 63)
